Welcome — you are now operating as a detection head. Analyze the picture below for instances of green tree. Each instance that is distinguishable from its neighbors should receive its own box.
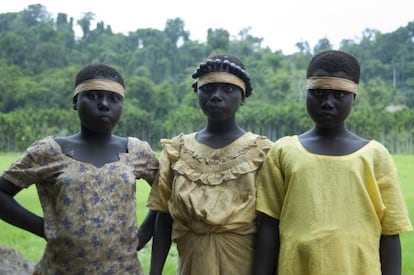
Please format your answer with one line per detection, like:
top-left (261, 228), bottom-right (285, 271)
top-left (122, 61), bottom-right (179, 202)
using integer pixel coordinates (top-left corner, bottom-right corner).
top-left (207, 28), bottom-right (230, 52)
top-left (313, 37), bottom-right (332, 54)
top-left (77, 12), bottom-right (95, 38)
top-left (0, 60), bottom-right (23, 112)
top-left (164, 18), bottom-right (189, 46)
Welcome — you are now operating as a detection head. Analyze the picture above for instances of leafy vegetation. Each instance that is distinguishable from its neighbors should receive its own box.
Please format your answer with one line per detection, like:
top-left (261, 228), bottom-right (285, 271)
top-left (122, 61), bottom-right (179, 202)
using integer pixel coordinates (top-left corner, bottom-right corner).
top-left (0, 4), bottom-right (413, 152)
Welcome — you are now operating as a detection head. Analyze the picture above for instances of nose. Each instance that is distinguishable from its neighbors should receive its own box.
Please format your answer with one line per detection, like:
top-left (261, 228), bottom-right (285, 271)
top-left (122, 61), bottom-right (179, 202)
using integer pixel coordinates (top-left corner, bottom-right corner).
top-left (209, 87), bottom-right (223, 100)
top-left (321, 94), bottom-right (334, 108)
top-left (98, 96), bottom-right (110, 111)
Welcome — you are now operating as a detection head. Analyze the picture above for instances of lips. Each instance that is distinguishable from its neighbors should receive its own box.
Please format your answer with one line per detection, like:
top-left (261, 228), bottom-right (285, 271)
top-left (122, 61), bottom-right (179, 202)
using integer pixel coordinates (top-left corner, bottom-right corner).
top-left (316, 112), bottom-right (336, 120)
top-left (318, 110), bottom-right (335, 116)
top-left (206, 101), bottom-right (224, 108)
top-left (99, 115), bottom-right (112, 122)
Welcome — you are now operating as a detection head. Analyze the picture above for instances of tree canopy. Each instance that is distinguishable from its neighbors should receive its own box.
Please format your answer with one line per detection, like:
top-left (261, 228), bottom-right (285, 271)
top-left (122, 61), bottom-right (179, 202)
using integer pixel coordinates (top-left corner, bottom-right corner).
top-left (0, 4), bottom-right (413, 153)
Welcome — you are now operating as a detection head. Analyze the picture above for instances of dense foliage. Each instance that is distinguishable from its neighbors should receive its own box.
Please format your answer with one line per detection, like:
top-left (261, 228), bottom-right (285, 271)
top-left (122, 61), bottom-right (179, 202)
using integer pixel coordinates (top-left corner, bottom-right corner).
top-left (1, 4), bottom-right (413, 152)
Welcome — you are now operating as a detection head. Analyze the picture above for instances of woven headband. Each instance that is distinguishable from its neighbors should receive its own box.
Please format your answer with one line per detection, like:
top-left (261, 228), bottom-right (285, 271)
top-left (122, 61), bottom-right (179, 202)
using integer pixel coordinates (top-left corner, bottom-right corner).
top-left (306, 76), bottom-right (358, 94)
top-left (74, 79), bottom-right (125, 97)
top-left (197, 72), bottom-right (246, 95)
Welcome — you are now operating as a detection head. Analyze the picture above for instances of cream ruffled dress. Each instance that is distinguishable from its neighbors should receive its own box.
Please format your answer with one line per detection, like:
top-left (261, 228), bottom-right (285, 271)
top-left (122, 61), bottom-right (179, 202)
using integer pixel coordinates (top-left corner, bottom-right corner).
top-left (148, 132), bottom-right (272, 275)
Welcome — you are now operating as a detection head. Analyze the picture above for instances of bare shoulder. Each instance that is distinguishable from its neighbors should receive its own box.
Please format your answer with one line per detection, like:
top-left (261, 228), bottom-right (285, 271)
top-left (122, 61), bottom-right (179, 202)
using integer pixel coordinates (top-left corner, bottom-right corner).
top-left (347, 132), bottom-right (369, 147)
top-left (111, 135), bottom-right (128, 146)
top-left (53, 135), bottom-right (79, 147)
top-left (52, 135), bottom-right (81, 155)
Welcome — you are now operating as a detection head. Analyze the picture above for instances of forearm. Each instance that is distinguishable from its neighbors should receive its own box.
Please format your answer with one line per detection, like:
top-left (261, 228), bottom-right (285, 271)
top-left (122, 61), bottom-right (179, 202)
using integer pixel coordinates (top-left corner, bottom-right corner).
top-left (0, 191), bottom-right (45, 238)
top-left (380, 234), bottom-right (401, 275)
top-left (137, 209), bottom-right (157, 250)
top-left (253, 213), bottom-right (280, 275)
top-left (149, 212), bottom-right (173, 275)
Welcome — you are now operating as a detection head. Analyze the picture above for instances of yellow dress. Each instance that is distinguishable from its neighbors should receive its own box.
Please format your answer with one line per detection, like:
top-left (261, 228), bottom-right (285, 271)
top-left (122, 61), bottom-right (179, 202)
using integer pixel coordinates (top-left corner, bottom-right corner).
top-left (256, 135), bottom-right (413, 275)
top-left (148, 132), bottom-right (272, 275)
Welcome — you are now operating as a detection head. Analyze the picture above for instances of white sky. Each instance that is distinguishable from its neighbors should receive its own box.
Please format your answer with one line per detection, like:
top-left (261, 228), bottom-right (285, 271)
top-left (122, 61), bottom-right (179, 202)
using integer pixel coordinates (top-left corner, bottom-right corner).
top-left (1, 0), bottom-right (413, 54)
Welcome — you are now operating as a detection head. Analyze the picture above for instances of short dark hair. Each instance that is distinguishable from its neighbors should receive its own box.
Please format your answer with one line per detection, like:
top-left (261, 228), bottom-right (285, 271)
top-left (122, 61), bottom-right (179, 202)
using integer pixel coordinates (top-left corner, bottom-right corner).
top-left (191, 53), bottom-right (253, 97)
top-left (75, 63), bottom-right (125, 88)
top-left (306, 50), bottom-right (360, 84)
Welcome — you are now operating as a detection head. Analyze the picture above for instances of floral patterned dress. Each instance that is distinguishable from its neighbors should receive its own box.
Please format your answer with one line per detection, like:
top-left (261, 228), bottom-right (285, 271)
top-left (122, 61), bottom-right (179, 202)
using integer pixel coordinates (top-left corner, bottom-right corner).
top-left (1, 136), bottom-right (159, 274)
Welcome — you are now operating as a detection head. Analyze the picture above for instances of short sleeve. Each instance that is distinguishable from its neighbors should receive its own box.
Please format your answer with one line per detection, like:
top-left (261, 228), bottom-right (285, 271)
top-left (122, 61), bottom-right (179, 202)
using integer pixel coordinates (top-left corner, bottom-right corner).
top-left (375, 147), bottom-right (412, 235)
top-left (256, 143), bottom-right (285, 220)
top-left (146, 138), bottom-right (178, 213)
top-left (1, 137), bottom-right (58, 188)
top-left (128, 137), bottom-right (159, 185)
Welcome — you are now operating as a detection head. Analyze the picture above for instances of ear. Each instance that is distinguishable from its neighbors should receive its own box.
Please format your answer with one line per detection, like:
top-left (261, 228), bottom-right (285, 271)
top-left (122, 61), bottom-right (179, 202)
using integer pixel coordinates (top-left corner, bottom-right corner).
top-left (72, 96), bottom-right (78, 110)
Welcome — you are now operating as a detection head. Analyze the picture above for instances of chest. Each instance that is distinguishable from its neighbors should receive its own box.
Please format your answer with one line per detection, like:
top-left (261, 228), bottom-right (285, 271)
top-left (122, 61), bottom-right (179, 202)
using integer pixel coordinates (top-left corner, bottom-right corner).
top-left (300, 139), bottom-right (368, 156)
top-left (72, 145), bottom-right (122, 167)
top-left (38, 160), bottom-right (137, 201)
top-left (57, 140), bottom-right (127, 168)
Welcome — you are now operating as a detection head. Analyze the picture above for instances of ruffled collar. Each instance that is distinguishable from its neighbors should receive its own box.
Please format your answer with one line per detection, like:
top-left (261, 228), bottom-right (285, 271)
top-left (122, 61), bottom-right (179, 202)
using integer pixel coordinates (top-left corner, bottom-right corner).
top-left (161, 132), bottom-right (272, 185)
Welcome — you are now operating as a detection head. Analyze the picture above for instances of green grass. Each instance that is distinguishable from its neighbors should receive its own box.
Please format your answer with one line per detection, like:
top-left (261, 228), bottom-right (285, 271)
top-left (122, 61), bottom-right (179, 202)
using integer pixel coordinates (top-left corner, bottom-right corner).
top-left (1, 152), bottom-right (413, 273)
top-left (392, 155), bottom-right (414, 272)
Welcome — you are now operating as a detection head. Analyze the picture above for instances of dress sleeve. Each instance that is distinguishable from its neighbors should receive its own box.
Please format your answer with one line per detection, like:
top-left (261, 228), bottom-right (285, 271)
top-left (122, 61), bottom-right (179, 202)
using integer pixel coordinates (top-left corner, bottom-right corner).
top-left (146, 138), bottom-right (178, 213)
top-left (375, 145), bottom-right (413, 235)
top-left (128, 137), bottom-right (159, 185)
top-left (1, 138), bottom-right (52, 188)
top-left (256, 143), bottom-right (286, 220)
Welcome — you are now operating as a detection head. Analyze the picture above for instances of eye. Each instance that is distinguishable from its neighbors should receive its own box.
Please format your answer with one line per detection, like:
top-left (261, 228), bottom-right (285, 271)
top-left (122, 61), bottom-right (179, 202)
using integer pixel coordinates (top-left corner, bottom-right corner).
top-left (309, 89), bottom-right (324, 97)
top-left (199, 84), bottom-right (215, 93)
top-left (86, 92), bottom-right (99, 100)
top-left (222, 84), bottom-right (235, 93)
top-left (333, 91), bottom-right (347, 98)
top-left (110, 93), bottom-right (123, 103)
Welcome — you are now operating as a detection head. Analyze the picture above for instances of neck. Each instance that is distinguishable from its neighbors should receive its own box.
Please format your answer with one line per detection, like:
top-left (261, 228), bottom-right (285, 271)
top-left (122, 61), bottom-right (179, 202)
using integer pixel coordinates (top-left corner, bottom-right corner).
top-left (78, 127), bottom-right (113, 143)
top-left (205, 117), bottom-right (241, 135)
top-left (197, 117), bottom-right (245, 148)
top-left (311, 124), bottom-right (350, 138)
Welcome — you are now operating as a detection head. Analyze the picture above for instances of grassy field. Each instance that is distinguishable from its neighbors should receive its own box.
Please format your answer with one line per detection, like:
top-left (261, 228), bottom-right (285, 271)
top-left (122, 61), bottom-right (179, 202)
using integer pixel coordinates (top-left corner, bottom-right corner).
top-left (1, 152), bottom-right (413, 274)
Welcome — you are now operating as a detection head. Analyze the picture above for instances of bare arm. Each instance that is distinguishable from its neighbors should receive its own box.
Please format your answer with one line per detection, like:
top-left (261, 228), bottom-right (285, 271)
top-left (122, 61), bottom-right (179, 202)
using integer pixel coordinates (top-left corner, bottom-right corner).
top-left (0, 178), bottom-right (45, 238)
top-left (137, 209), bottom-right (157, 251)
top-left (149, 211), bottom-right (173, 275)
top-left (253, 213), bottom-right (280, 275)
top-left (380, 234), bottom-right (401, 275)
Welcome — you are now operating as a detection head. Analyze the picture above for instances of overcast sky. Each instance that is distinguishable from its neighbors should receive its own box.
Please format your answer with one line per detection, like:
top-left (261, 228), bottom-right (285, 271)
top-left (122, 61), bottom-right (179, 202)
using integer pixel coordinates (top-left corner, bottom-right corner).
top-left (1, 0), bottom-right (413, 54)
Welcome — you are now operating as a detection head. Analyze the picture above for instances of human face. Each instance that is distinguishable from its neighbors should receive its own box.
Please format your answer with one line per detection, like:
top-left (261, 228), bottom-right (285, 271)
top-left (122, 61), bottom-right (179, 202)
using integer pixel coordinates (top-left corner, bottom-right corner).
top-left (197, 82), bottom-right (244, 121)
top-left (75, 90), bottom-right (123, 133)
top-left (306, 89), bottom-right (355, 128)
